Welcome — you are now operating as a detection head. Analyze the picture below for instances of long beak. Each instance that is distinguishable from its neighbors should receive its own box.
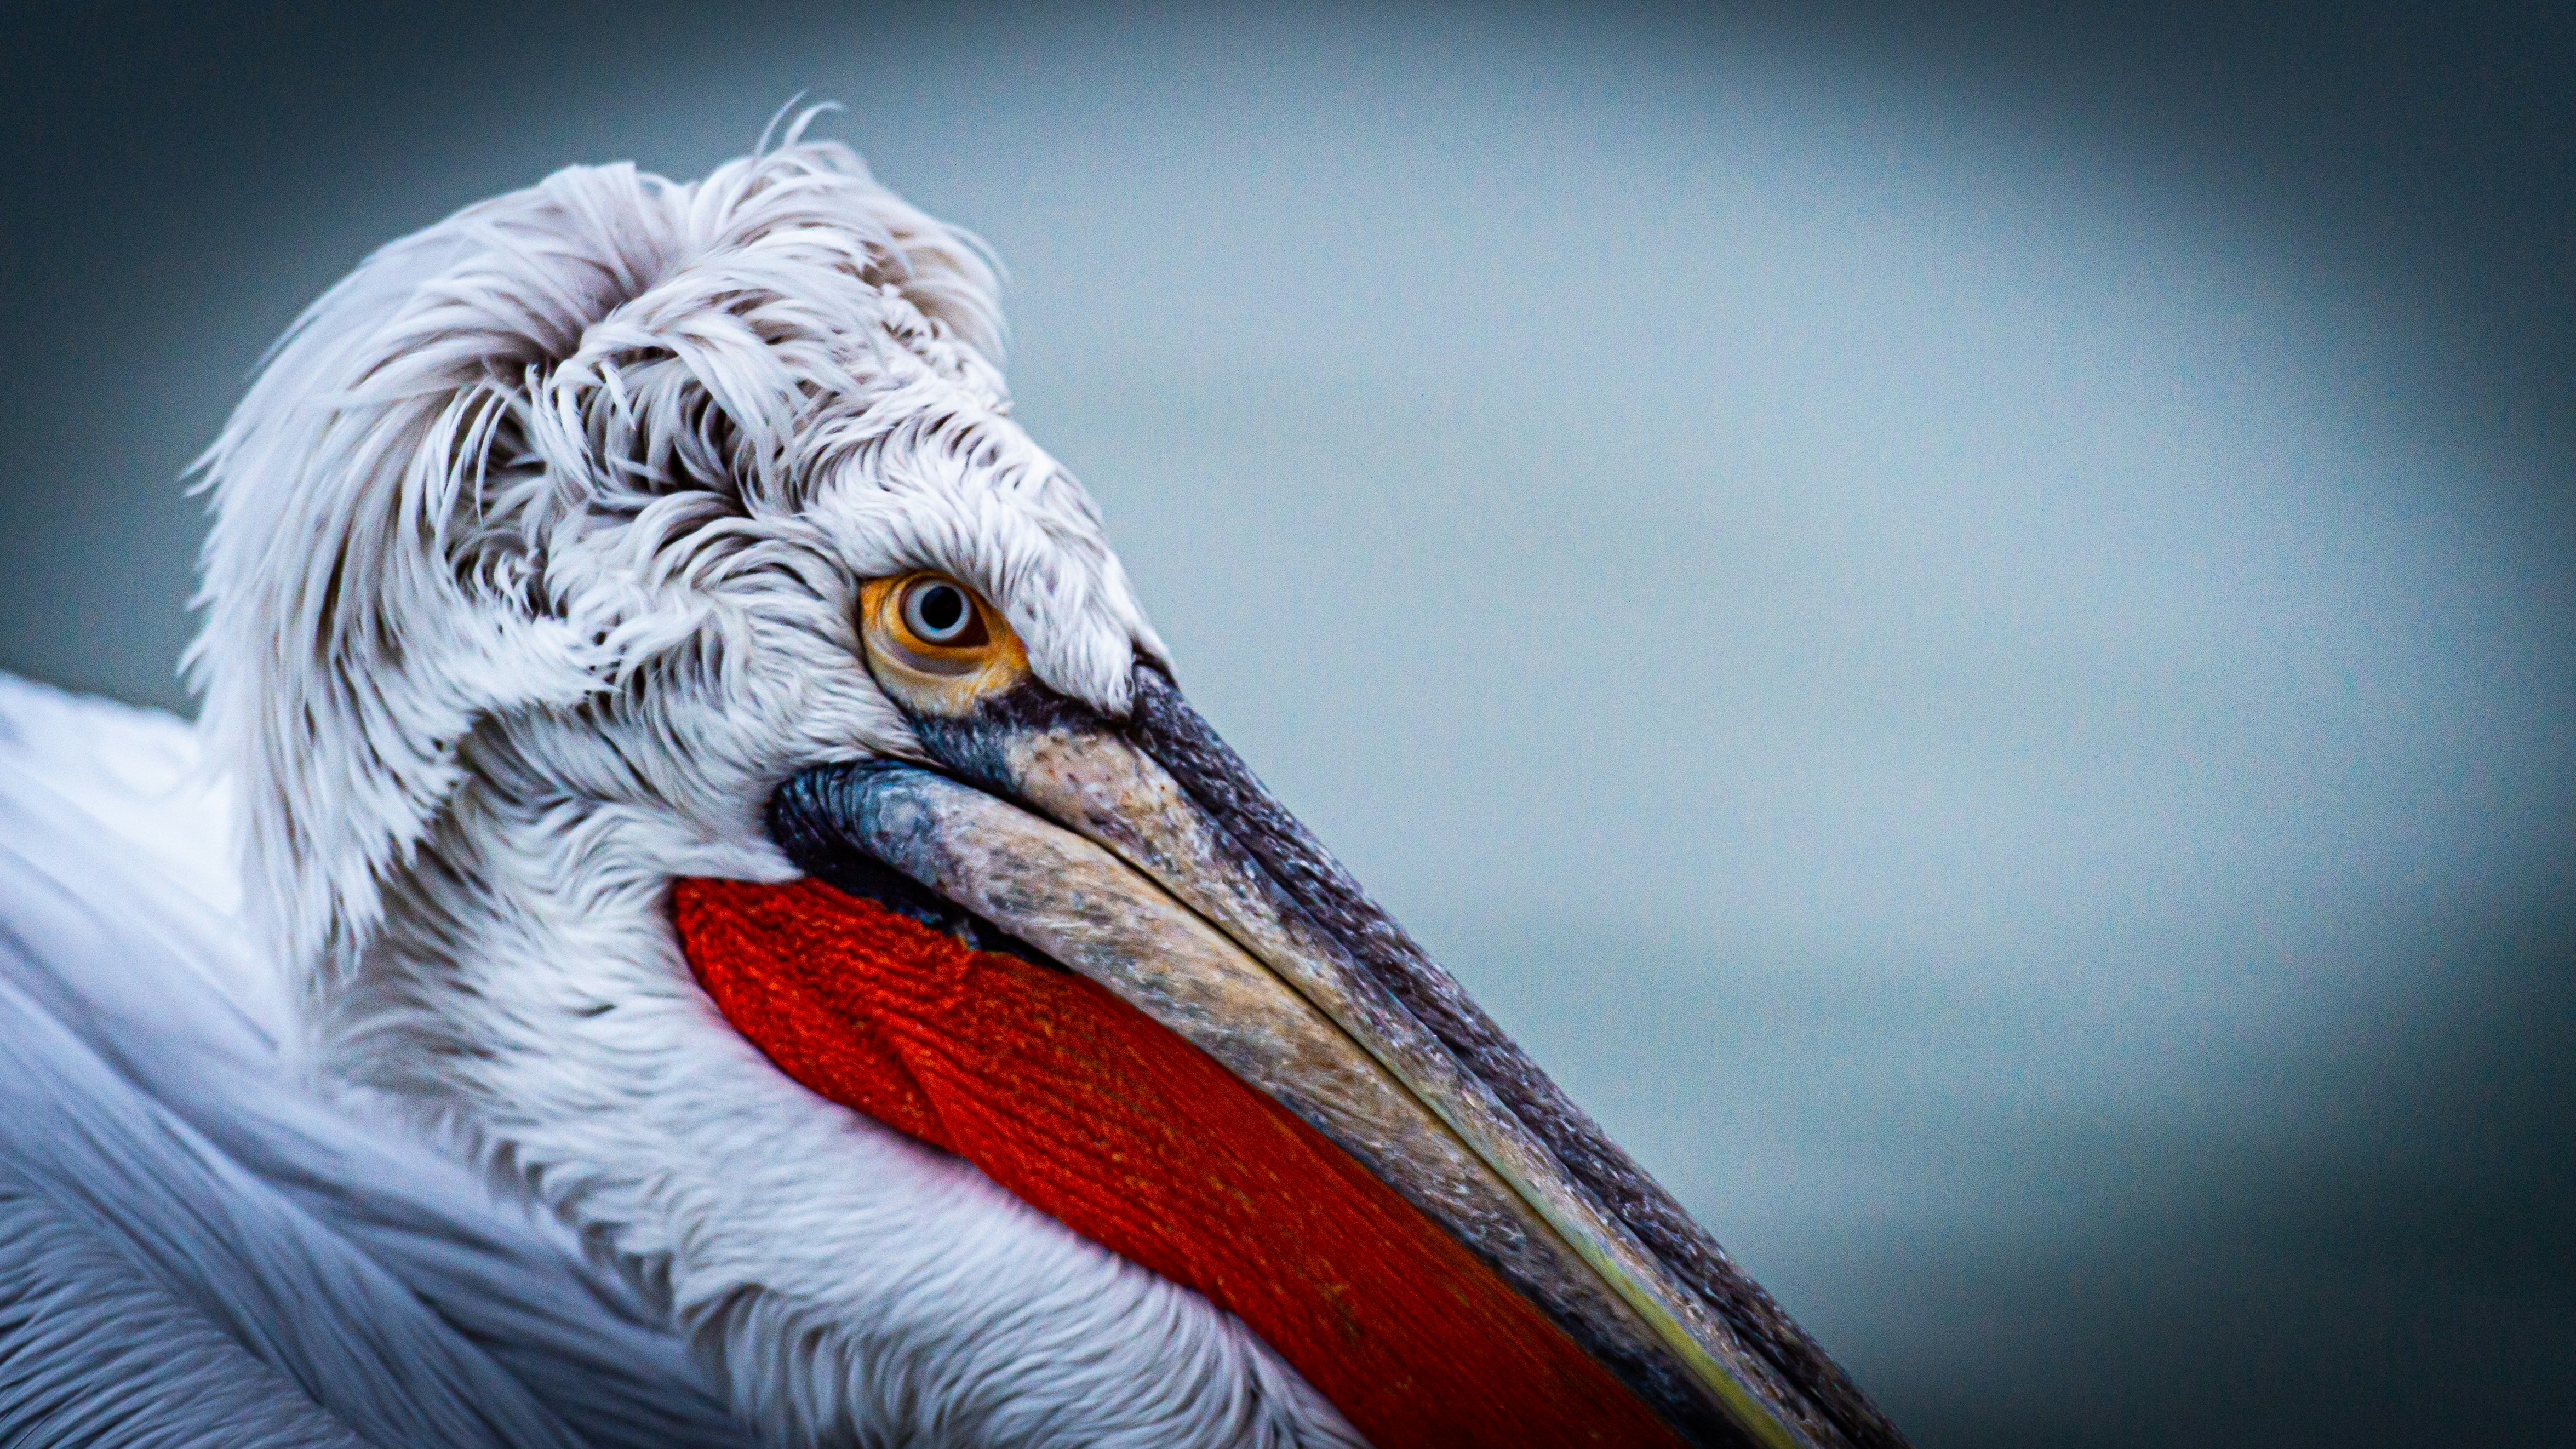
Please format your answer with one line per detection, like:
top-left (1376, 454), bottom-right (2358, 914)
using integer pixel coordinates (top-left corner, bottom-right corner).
top-left (765, 665), bottom-right (1902, 1449)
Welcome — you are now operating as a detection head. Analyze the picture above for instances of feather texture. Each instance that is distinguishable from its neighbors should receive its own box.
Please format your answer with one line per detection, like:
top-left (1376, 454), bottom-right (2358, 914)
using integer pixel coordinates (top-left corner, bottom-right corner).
top-left (0, 674), bottom-right (748, 1448)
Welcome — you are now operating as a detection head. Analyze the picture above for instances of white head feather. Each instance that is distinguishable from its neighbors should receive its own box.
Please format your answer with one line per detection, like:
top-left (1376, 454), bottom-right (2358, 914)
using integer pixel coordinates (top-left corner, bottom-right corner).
top-left (188, 127), bottom-right (1344, 1448)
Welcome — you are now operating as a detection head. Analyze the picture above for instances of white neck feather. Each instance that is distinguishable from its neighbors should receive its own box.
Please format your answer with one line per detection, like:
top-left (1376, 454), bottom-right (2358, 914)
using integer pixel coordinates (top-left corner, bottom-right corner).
top-left (329, 748), bottom-right (1355, 1448)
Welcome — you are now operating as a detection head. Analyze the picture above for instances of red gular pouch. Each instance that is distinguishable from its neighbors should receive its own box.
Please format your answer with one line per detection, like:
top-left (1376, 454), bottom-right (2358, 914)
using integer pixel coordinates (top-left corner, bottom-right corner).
top-left (674, 876), bottom-right (1690, 1449)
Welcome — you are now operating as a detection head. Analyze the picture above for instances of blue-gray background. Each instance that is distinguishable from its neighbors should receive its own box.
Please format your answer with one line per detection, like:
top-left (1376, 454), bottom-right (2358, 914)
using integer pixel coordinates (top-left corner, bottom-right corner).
top-left (4, 3), bottom-right (2569, 1443)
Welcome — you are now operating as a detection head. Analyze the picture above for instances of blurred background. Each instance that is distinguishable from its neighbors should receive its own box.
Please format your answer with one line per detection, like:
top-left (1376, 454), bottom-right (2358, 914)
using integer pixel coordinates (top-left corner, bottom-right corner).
top-left (3, 2), bottom-right (2570, 1442)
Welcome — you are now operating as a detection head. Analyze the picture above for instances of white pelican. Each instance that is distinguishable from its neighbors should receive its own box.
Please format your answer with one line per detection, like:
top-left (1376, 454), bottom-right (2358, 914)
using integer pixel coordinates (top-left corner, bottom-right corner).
top-left (0, 127), bottom-right (1906, 1449)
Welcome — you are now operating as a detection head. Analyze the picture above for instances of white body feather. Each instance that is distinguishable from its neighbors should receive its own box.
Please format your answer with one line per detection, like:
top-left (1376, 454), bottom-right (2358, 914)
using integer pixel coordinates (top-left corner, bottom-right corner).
top-left (0, 674), bottom-right (743, 1447)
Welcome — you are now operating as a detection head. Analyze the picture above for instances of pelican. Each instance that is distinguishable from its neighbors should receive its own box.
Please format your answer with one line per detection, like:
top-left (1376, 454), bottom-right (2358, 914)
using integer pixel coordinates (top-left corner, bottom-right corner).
top-left (0, 128), bottom-right (1908, 1449)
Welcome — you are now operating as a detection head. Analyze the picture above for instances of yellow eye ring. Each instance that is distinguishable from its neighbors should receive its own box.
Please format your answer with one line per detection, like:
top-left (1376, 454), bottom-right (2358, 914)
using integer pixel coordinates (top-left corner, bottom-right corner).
top-left (859, 572), bottom-right (1028, 715)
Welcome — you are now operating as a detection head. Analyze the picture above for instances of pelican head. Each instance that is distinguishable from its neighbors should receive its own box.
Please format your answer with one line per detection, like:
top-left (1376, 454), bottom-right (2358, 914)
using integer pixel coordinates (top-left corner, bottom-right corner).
top-left (189, 131), bottom-right (1902, 1449)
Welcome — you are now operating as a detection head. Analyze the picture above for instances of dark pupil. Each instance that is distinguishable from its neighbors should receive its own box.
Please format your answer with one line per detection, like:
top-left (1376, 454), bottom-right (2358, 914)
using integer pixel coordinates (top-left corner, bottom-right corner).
top-left (915, 585), bottom-right (966, 637)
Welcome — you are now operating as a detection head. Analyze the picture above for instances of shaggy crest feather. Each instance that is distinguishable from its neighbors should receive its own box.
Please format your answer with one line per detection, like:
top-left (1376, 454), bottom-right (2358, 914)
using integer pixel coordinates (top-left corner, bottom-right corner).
top-left (184, 128), bottom-right (1336, 1448)
top-left (190, 130), bottom-right (1045, 997)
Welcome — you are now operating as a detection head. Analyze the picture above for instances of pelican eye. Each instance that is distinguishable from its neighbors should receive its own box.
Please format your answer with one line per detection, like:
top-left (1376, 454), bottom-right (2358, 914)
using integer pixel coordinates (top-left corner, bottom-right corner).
top-left (860, 571), bottom-right (1026, 712)
top-left (901, 578), bottom-right (985, 648)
